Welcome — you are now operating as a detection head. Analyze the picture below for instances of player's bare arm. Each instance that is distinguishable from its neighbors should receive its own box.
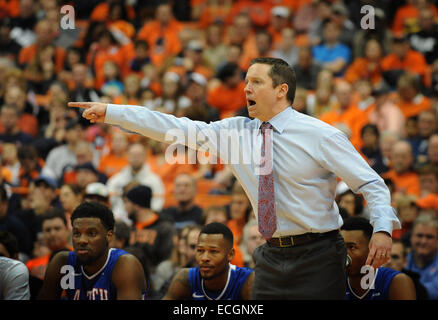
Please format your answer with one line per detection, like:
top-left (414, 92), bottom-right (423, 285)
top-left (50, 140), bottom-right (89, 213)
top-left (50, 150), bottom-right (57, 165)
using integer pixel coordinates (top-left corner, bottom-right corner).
top-left (240, 271), bottom-right (254, 300)
top-left (162, 268), bottom-right (191, 300)
top-left (389, 273), bottom-right (416, 300)
top-left (112, 254), bottom-right (147, 300)
top-left (38, 251), bottom-right (70, 300)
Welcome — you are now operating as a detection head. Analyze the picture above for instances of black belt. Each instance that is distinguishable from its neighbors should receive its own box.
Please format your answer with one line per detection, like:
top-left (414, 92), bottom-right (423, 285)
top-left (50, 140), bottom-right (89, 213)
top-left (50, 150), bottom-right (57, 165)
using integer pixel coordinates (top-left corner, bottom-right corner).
top-left (267, 230), bottom-right (338, 248)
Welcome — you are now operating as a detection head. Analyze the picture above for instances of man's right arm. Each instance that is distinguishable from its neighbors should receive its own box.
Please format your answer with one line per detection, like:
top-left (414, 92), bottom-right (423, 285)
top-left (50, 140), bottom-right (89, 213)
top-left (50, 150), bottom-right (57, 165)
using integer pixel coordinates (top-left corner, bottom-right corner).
top-left (162, 268), bottom-right (191, 300)
top-left (69, 102), bottom-right (243, 165)
top-left (37, 251), bottom-right (69, 300)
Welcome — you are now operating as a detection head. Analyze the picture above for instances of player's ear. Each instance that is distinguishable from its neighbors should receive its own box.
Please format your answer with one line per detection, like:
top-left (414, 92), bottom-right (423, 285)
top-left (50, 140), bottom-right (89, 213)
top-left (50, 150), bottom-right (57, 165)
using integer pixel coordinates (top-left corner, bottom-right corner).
top-left (228, 245), bottom-right (235, 262)
top-left (106, 229), bottom-right (114, 243)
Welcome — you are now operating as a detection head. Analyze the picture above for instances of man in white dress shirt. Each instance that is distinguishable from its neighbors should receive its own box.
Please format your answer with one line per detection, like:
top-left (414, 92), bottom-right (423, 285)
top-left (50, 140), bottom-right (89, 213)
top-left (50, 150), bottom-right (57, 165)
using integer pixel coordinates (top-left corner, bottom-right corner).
top-left (69, 57), bottom-right (400, 299)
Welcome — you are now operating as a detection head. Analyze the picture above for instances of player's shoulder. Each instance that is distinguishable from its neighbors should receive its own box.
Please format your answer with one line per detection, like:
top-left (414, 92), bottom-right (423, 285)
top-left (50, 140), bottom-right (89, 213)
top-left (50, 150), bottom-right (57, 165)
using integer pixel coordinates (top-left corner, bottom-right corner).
top-left (378, 266), bottom-right (401, 278)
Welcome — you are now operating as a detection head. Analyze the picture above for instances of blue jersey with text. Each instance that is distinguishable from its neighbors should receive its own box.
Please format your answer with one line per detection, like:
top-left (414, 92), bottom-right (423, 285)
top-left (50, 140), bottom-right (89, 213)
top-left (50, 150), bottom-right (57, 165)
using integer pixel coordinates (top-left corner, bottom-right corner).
top-left (65, 248), bottom-right (145, 300)
top-left (346, 267), bottom-right (401, 300)
top-left (188, 264), bottom-right (253, 300)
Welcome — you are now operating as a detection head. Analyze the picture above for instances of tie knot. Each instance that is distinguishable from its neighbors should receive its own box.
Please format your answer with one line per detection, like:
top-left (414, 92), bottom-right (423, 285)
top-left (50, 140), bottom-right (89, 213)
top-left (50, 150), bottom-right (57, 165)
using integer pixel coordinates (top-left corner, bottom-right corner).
top-left (260, 122), bottom-right (272, 134)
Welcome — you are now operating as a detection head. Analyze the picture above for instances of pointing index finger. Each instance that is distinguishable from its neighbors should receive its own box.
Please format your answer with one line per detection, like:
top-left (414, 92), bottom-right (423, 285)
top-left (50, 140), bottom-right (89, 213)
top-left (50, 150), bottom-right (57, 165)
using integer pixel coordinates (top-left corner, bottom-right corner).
top-left (68, 102), bottom-right (92, 109)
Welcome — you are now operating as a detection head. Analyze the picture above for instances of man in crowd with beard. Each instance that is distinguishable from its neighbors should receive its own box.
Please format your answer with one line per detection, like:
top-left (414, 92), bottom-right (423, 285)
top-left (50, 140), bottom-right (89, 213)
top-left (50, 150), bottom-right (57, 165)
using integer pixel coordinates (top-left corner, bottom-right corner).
top-left (162, 222), bottom-right (254, 300)
top-left (38, 201), bottom-right (147, 300)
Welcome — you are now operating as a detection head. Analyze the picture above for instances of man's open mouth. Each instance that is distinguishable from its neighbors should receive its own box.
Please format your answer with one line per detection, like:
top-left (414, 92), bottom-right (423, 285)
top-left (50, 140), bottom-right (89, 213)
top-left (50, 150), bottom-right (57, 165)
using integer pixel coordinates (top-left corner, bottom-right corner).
top-left (247, 99), bottom-right (256, 106)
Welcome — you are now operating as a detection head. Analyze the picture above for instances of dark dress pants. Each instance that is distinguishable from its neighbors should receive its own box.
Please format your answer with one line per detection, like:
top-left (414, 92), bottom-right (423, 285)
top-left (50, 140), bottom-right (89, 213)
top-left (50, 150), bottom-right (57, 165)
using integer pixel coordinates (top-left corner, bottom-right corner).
top-left (252, 232), bottom-right (347, 299)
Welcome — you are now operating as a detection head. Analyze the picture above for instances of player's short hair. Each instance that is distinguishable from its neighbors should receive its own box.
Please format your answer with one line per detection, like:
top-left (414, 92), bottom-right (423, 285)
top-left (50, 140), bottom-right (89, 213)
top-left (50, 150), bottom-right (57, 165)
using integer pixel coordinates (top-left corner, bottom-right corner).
top-left (71, 201), bottom-right (115, 231)
top-left (200, 222), bottom-right (234, 247)
top-left (341, 216), bottom-right (373, 241)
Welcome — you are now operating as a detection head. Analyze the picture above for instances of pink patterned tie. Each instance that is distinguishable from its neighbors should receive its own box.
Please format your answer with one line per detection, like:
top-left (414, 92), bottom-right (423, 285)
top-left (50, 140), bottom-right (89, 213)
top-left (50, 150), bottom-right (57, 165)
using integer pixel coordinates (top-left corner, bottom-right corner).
top-left (258, 122), bottom-right (277, 240)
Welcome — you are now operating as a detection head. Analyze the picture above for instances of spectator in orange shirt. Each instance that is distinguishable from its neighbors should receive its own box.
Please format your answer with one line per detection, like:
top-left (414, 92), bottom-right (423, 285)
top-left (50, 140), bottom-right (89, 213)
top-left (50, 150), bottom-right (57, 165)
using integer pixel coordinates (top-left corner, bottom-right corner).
top-left (98, 128), bottom-right (129, 178)
top-left (381, 35), bottom-right (428, 88)
top-left (17, 145), bottom-right (43, 189)
top-left (18, 19), bottom-right (66, 73)
top-left (383, 140), bottom-right (421, 197)
top-left (227, 13), bottom-right (257, 72)
top-left (240, 29), bottom-right (275, 73)
top-left (90, 0), bottom-right (135, 22)
top-left (207, 62), bottom-right (246, 119)
top-left (345, 38), bottom-right (384, 87)
top-left (392, 0), bottom-right (438, 35)
top-left (26, 209), bottom-right (71, 280)
top-left (136, 2), bottom-right (183, 68)
top-left (267, 6), bottom-right (291, 50)
top-left (319, 80), bottom-right (367, 150)
top-left (0, 85), bottom-right (38, 137)
top-left (87, 29), bottom-right (125, 90)
top-left (394, 72), bottom-right (432, 119)
top-left (197, 0), bottom-right (232, 28)
top-left (226, 0), bottom-right (272, 28)
top-left (226, 183), bottom-right (252, 250)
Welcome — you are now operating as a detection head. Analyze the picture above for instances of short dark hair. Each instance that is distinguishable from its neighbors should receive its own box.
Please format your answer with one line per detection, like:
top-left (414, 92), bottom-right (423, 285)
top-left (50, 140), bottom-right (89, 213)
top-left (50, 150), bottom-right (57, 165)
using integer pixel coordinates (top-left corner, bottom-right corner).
top-left (42, 208), bottom-right (68, 227)
top-left (71, 201), bottom-right (115, 231)
top-left (0, 231), bottom-right (19, 258)
top-left (341, 217), bottom-right (373, 241)
top-left (216, 62), bottom-right (240, 82)
top-left (200, 222), bottom-right (234, 247)
top-left (337, 190), bottom-right (364, 216)
top-left (249, 57), bottom-right (296, 104)
top-left (114, 221), bottom-right (131, 244)
top-left (361, 124), bottom-right (379, 139)
top-left (134, 40), bottom-right (148, 50)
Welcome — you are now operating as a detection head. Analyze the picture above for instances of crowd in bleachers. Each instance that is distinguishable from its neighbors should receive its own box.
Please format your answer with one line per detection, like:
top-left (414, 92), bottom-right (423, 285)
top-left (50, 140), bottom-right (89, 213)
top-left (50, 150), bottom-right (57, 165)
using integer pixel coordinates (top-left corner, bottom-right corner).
top-left (1, 0), bottom-right (438, 299)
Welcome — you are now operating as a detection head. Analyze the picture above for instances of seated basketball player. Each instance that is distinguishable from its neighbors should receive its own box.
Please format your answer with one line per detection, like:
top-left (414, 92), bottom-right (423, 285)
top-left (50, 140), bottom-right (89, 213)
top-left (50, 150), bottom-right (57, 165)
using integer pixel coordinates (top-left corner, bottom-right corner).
top-left (340, 217), bottom-right (416, 300)
top-left (38, 201), bottom-right (147, 300)
top-left (162, 222), bottom-right (254, 300)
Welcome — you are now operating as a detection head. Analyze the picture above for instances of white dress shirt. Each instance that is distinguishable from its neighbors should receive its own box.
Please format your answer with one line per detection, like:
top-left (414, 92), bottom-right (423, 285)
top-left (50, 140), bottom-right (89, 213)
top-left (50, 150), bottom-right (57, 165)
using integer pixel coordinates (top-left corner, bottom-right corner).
top-left (105, 104), bottom-right (400, 236)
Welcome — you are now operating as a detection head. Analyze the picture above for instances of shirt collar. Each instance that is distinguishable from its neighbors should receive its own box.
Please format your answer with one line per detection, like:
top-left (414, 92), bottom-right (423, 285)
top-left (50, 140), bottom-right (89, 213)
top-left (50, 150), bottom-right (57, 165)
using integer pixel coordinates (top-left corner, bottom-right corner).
top-left (257, 106), bottom-right (293, 134)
